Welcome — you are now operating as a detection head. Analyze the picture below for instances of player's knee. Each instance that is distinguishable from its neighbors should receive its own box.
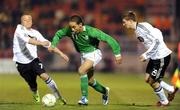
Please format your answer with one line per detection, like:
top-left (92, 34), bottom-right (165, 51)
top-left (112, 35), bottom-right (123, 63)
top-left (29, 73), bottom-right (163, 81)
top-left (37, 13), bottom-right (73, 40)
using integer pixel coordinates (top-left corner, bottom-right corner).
top-left (145, 77), bottom-right (152, 84)
top-left (148, 78), bottom-right (159, 88)
top-left (151, 82), bottom-right (159, 89)
top-left (88, 79), bottom-right (94, 85)
top-left (40, 73), bottom-right (49, 81)
top-left (145, 77), bottom-right (149, 83)
top-left (78, 68), bottom-right (86, 75)
top-left (88, 82), bottom-right (93, 86)
top-left (88, 80), bottom-right (95, 87)
top-left (145, 73), bottom-right (150, 83)
top-left (146, 77), bottom-right (155, 85)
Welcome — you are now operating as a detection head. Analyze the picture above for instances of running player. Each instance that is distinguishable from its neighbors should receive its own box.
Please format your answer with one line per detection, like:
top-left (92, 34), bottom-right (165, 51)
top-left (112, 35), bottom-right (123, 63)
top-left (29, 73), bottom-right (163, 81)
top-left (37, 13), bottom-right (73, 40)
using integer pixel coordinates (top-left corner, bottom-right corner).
top-left (13, 14), bottom-right (68, 104)
top-left (122, 11), bottom-right (176, 106)
top-left (49, 15), bottom-right (122, 105)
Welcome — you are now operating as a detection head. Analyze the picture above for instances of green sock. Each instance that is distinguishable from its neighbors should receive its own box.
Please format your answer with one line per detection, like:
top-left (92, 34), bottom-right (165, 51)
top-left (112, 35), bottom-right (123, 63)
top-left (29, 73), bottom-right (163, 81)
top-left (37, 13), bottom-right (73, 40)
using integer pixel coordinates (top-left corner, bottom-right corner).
top-left (89, 79), bottom-right (106, 94)
top-left (80, 74), bottom-right (88, 98)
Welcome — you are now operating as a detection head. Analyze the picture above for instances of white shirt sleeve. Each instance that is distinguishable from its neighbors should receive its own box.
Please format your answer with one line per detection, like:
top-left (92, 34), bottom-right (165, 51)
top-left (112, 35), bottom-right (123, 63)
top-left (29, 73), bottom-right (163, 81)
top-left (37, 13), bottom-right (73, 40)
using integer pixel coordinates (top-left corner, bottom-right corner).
top-left (36, 30), bottom-right (51, 48)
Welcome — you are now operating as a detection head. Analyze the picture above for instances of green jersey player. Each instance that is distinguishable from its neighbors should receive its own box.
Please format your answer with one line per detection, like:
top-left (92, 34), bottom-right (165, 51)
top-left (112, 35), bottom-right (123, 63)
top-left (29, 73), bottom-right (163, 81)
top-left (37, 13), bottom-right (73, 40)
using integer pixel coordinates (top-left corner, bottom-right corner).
top-left (49, 15), bottom-right (122, 105)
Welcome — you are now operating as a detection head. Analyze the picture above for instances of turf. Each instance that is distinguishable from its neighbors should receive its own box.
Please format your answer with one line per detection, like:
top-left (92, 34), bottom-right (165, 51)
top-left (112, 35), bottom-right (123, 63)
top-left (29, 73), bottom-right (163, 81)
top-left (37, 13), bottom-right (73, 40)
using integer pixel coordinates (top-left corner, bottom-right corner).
top-left (0, 72), bottom-right (179, 110)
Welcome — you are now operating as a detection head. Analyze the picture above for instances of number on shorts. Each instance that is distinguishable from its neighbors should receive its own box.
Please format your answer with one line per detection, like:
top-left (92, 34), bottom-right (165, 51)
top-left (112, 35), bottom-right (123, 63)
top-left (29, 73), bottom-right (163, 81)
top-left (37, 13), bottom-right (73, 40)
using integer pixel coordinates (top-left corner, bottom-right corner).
top-left (39, 63), bottom-right (43, 69)
top-left (151, 69), bottom-right (157, 76)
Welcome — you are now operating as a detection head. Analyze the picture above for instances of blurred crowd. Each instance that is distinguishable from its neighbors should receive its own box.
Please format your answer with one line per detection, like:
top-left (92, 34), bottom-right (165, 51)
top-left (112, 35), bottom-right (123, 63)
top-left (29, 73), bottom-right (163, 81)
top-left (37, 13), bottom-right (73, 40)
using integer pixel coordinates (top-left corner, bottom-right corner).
top-left (0, 0), bottom-right (179, 71)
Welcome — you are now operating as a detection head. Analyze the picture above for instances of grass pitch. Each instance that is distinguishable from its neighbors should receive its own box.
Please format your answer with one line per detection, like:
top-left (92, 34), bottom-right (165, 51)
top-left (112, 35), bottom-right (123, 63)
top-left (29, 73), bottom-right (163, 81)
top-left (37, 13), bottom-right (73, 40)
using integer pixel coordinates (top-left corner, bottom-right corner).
top-left (0, 72), bottom-right (179, 110)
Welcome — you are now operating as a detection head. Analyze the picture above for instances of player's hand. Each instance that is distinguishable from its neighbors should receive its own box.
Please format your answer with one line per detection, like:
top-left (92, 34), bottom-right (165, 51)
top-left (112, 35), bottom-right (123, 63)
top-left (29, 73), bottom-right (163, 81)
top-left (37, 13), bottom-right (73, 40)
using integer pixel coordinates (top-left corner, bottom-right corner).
top-left (48, 46), bottom-right (54, 52)
top-left (139, 55), bottom-right (146, 62)
top-left (41, 41), bottom-right (50, 47)
top-left (115, 56), bottom-right (122, 64)
top-left (60, 53), bottom-right (69, 62)
top-left (48, 47), bottom-right (69, 62)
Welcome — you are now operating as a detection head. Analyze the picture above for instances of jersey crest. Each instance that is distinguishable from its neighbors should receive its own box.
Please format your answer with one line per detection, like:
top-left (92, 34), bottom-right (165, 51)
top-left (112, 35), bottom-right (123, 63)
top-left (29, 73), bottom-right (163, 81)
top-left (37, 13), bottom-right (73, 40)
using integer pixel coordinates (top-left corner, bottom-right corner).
top-left (83, 35), bottom-right (89, 40)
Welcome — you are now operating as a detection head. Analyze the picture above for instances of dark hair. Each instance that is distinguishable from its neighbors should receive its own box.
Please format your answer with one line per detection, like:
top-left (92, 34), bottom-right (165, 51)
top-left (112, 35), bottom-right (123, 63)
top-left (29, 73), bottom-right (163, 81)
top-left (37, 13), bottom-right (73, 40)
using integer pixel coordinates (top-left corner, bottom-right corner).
top-left (123, 11), bottom-right (137, 21)
top-left (70, 15), bottom-right (84, 25)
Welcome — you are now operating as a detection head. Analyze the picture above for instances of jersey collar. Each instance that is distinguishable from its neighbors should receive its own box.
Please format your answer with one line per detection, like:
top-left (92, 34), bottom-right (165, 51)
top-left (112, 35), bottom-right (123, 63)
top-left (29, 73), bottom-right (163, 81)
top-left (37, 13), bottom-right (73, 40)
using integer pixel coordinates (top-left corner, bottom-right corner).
top-left (20, 24), bottom-right (32, 31)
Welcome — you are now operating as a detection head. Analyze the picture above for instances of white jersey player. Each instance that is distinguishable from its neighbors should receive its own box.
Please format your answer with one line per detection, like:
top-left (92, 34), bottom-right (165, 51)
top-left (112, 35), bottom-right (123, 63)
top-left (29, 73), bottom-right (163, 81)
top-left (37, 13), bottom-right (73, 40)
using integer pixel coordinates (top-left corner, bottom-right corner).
top-left (13, 24), bottom-right (50, 63)
top-left (122, 11), bottom-right (177, 106)
top-left (13, 14), bottom-right (69, 104)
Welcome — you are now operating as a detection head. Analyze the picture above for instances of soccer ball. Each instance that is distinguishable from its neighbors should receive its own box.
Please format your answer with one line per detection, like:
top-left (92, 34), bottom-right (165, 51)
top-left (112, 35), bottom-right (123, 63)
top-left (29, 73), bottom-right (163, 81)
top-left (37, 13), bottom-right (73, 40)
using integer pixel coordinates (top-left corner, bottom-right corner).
top-left (42, 94), bottom-right (56, 107)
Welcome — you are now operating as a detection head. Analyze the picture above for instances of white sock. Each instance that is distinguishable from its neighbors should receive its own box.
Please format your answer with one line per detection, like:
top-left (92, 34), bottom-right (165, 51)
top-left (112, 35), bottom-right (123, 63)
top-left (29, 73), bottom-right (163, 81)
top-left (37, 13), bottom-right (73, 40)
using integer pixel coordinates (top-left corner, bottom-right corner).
top-left (45, 77), bottom-right (61, 99)
top-left (160, 81), bottom-right (174, 93)
top-left (155, 86), bottom-right (169, 104)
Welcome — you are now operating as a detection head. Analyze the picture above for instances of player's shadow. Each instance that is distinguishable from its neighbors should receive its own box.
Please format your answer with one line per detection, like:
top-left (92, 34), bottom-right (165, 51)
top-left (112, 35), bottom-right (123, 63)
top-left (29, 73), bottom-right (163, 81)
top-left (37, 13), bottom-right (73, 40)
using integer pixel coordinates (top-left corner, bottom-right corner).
top-left (65, 103), bottom-right (152, 107)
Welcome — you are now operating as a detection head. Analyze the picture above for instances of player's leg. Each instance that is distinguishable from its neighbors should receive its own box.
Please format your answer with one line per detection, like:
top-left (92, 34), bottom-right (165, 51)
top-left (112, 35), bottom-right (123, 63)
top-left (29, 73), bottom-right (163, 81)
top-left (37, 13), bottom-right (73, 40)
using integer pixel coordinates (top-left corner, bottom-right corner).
top-left (148, 77), bottom-right (169, 106)
top-left (78, 49), bottom-right (103, 105)
top-left (16, 62), bottom-right (40, 103)
top-left (40, 73), bottom-right (66, 105)
top-left (26, 73), bottom-right (40, 103)
top-left (78, 59), bottom-right (93, 105)
top-left (87, 68), bottom-right (109, 105)
top-left (87, 49), bottom-right (109, 105)
top-left (159, 80), bottom-right (174, 93)
top-left (145, 59), bottom-right (169, 106)
top-left (30, 73), bottom-right (40, 103)
top-left (33, 58), bottom-right (66, 104)
top-left (144, 73), bottom-right (168, 105)
top-left (88, 68), bottom-right (106, 94)
top-left (158, 55), bottom-right (179, 102)
top-left (159, 55), bottom-right (174, 93)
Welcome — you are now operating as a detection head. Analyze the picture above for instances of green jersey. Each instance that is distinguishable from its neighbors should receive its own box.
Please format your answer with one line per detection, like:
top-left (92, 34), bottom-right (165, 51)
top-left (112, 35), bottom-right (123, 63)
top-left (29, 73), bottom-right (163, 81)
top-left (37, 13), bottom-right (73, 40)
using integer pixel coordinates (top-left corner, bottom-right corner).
top-left (51, 25), bottom-right (121, 55)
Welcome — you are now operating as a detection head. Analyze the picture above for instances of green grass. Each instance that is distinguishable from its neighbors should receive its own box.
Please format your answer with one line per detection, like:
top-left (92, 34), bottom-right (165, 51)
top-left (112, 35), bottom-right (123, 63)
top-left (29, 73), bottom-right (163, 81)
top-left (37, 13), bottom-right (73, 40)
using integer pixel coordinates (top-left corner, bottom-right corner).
top-left (0, 72), bottom-right (179, 110)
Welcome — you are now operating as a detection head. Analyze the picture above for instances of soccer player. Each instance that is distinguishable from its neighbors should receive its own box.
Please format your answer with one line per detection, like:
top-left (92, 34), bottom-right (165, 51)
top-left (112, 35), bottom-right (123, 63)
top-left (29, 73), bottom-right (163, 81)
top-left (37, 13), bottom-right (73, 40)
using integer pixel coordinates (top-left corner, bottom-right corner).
top-left (122, 11), bottom-right (176, 106)
top-left (48, 15), bottom-right (122, 105)
top-left (13, 14), bottom-right (68, 104)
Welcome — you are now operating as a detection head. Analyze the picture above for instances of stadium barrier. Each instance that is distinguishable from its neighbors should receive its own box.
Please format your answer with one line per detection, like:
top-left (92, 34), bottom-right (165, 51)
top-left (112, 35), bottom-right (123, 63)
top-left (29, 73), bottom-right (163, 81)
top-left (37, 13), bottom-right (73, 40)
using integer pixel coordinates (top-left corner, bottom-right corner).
top-left (0, 59), bottom-right (18, 74)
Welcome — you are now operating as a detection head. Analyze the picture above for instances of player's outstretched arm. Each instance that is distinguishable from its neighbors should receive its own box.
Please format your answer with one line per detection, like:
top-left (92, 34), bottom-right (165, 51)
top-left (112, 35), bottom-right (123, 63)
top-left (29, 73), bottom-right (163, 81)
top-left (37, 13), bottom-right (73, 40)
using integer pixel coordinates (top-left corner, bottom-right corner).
top-left (48, 47), bottom-right (69, 62)
top-left (89, 27), bottom-right (122, 64)
top-left (28, 38), bottom-right (50, 47)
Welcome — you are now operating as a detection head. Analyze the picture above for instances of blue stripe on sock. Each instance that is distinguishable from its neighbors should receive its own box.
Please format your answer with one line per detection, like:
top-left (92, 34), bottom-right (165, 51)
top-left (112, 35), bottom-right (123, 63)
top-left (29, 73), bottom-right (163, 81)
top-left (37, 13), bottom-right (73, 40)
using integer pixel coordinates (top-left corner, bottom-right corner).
top-left (45, 77), bottom-right (52, 84)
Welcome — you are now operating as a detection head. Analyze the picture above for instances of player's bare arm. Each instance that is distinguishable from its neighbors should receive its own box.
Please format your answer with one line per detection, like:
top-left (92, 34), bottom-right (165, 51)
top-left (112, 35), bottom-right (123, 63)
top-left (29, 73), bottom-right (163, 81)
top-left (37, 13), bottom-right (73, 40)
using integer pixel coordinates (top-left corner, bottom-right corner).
top-left (48, 46), bottom-right (69, 62)
top-left (28, 38), bottom-right (50, 46)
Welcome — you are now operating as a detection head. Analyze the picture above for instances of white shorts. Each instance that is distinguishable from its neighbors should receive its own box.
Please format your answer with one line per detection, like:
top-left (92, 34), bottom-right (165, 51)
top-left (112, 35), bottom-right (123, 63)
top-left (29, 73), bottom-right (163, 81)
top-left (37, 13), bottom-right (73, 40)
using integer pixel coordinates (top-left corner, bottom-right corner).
top-left (81, 49), bottom-right (102, 67)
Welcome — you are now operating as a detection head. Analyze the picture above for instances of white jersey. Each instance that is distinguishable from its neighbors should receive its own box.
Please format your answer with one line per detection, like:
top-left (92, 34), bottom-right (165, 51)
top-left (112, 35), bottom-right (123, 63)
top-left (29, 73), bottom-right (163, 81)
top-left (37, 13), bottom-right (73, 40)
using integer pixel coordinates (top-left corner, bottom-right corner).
top-left (135, 22), bottom-right (172, 60)
top-left (13, 24), bottom-right (49, 64)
